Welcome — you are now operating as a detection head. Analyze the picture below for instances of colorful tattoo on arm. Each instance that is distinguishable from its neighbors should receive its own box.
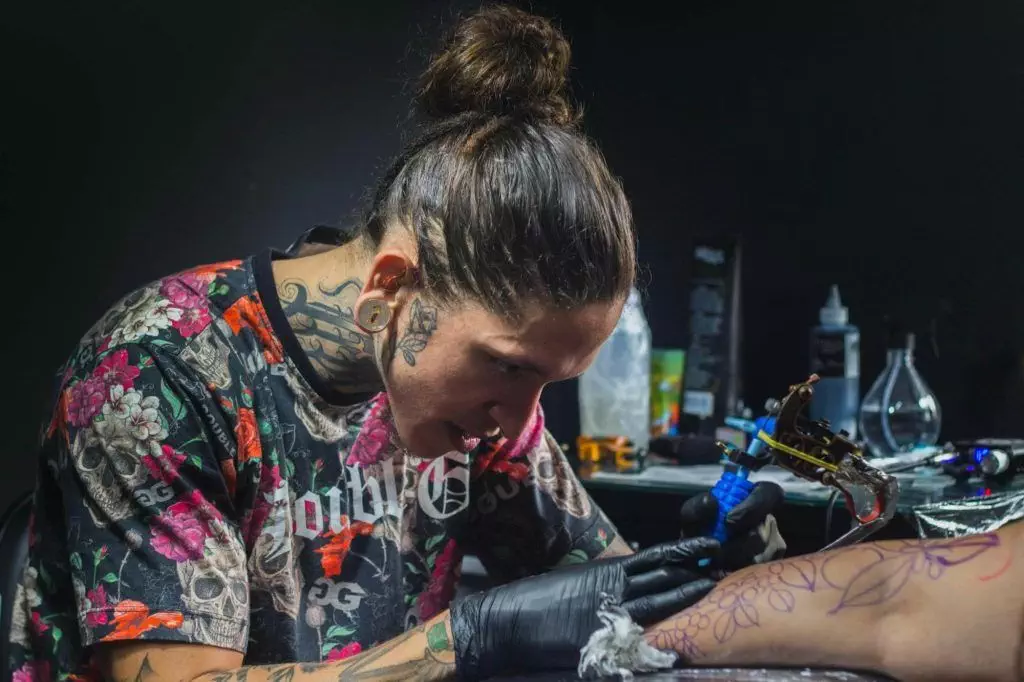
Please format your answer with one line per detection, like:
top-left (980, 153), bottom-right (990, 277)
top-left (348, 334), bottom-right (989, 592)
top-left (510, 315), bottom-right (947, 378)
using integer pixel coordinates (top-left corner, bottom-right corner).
top-left (648, 534), bottom-right (1003, 660)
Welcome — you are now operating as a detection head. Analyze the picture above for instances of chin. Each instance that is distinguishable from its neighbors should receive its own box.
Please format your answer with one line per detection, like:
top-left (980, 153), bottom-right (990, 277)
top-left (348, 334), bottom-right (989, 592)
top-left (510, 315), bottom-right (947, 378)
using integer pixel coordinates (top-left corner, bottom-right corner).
top-left (400, 426), bottom-right (452, 460)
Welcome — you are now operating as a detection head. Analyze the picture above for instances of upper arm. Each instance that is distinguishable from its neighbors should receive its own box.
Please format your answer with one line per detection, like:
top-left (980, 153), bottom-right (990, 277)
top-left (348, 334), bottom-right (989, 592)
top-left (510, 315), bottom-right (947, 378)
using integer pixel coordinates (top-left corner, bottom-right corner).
top-left (95, 641), bottom-right (243, 681)
top-left (465, 410), bottom-right (623, 579)
top-left (37, 344), bottom-right (250, 658)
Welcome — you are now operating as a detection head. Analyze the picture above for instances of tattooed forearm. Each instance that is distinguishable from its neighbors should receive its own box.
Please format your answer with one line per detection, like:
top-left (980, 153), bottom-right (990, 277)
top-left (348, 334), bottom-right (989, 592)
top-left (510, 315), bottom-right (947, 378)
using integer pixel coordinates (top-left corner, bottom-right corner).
top-left (337, 618), bottom-right (455, 681)
top-left (277, 277), bottom-right (381, 392)
top-left (647, 533), bottom-right (1009, 666)
top-left (395, 298), bottom-right (437, 367)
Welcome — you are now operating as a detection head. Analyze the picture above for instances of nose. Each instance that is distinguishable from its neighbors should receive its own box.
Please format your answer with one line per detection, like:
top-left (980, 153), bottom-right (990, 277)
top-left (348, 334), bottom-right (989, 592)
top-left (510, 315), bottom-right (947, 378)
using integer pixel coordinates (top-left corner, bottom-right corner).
top-left (487, 385), bottom-right (544, 442)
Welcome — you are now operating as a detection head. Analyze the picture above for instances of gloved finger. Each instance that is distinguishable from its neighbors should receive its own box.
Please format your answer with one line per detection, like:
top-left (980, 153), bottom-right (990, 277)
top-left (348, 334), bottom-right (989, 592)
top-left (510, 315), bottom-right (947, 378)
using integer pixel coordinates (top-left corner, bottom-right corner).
top-left (623, 566), bottom-right (701, 601)
top-left (753, 513), bottom-right (787, 563)
top-left (725, 481), bottom-right (784, 535)
top-left (622, 578), bottom-right (717, 626)
top-left (620, 537), bottom-right (721, 576)
top-left (679, 492), bottom-right (718, 537)
top-left (719, 514), bottom-right (788, 570)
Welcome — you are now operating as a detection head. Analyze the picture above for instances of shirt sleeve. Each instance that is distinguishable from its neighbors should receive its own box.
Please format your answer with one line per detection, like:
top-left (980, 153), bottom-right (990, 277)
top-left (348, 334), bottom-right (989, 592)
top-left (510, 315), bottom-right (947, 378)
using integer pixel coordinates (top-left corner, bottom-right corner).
top-left (45, 343), bottom-right (250, 653)
top-left (465, 408), bottom-right (621, 582)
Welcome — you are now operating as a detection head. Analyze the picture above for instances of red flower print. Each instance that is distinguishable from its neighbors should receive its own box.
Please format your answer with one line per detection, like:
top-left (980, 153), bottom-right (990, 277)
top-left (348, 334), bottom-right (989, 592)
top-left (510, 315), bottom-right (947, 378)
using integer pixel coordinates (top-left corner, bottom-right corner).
top-left (347, 394), bottom-right (394, 466)
top-left (235, 407), bottom-right (262, 464)
top-left (100, 600), bottom-right (184, 641)
top-left (66, 378), bottom-right (106, 427)
top-left (85, 585), bottom-right (109, 626)
top-left (315, 516), bottom-right (374, 578)
top-left (12, 660), bottom-right (50, 682)
top-left (29, 612), bottom-right (48, 635)
top-left (327, 641), bottom-right (363, 661)
top-left (417, 539), bottom-right (463, 621)
top-left (140, 444), bottom-right (187, 485)
top-left (223, 294), bottom-right (285, 365)
top-left (179, 259), bottom-right (243, 282)
top-left (93, 349), bottom-right (141, 393)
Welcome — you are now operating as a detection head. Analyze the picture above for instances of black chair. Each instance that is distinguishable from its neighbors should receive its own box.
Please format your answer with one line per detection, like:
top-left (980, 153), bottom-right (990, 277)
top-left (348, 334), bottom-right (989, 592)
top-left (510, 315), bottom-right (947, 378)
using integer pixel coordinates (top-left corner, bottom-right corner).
top-left (0, 492), bottom-right (33, 681)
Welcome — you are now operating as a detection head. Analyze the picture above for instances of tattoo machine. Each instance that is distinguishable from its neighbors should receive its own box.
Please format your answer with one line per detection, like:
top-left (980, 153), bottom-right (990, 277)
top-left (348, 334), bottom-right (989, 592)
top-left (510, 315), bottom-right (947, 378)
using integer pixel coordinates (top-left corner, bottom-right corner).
top-left (709, 374), bottom-right (900, 551)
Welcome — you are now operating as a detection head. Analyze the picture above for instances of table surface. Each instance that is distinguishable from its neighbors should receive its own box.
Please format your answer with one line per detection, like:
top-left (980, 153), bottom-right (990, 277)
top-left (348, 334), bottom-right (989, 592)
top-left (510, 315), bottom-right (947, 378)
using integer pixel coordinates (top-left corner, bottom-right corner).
top-left (488, 667), bottom-right (895, 681)
top-left (578, 463), bottom-right (1024, 512)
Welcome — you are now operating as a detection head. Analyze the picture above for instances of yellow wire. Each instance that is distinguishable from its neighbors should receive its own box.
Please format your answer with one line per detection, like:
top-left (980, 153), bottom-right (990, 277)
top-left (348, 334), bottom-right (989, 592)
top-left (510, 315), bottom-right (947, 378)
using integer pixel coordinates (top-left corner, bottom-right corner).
top-left (757, 430), bottom-right (839, 473)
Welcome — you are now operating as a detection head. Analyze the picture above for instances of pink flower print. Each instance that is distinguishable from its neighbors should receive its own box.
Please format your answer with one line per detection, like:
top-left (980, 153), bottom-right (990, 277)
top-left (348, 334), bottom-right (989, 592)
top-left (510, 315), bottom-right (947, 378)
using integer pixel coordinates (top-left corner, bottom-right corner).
top-left (168, 490), bottom-right (225, 538)
top-left (140, 444), bottom-right (187, 485)
top-left (66, 377), bottom-right (106, 427)
top-left (93, 349), bottom-right (141, 392)
top-left (417, 539), bottom-right (463, 621)
top-left (12, 660), bottom-right (50, 682)
top-left (172, 306), bottom-right (212, 338)
top-left (85, 585), bottom-right (110, 626)
top-left (159, 274), bottom-right (208, 310)
top-left (327, 641), bottom-right (363, 661)
top-left (149, 495), bottom-right (219, 562)
top-left (347, 394), bottom-right (396, 466)
top-left (161, 274), bottom-right (213, 338)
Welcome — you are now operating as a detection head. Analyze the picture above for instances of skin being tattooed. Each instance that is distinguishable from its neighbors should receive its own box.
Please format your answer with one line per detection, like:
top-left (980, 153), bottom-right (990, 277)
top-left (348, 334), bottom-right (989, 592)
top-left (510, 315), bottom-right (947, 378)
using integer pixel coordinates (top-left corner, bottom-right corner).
top-left (646, 532), bottom-right (1023, 681)
top-left (277, 276), bottom-right (383, 393)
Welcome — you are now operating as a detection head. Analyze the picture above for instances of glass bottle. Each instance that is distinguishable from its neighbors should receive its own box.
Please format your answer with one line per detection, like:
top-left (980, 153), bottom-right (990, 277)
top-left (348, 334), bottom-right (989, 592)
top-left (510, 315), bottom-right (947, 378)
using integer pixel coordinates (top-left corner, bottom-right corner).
top-left (859, 328), bottom-right (941, 457)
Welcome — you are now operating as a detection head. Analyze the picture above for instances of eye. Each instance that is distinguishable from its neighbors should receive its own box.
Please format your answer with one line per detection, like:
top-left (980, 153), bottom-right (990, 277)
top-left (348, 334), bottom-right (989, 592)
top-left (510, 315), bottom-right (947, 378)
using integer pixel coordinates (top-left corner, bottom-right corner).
top-left (492, 357), bottom-right (523, 376)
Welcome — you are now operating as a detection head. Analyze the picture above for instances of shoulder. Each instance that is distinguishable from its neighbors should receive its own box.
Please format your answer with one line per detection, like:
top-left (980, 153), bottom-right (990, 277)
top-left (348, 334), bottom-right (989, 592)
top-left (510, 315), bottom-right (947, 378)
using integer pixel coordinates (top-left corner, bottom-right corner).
top-left (75, 259), bottom-right (250, 361)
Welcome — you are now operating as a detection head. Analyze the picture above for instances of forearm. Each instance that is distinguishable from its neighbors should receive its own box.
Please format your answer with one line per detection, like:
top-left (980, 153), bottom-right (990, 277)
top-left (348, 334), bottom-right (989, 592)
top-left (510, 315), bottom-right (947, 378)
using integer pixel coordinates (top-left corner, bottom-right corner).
top-left (108, 611), bottom-right (455, 682)
top-left (646, 525), bottom-right (1024, 682)
top-left (200, 612), bottom-right (454, 682)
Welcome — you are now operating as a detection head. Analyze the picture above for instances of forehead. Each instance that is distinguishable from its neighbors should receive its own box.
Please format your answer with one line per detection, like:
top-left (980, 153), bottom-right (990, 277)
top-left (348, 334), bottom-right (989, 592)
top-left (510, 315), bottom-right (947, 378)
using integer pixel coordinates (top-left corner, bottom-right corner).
top-left (453, 298), bottom-right (626, 380)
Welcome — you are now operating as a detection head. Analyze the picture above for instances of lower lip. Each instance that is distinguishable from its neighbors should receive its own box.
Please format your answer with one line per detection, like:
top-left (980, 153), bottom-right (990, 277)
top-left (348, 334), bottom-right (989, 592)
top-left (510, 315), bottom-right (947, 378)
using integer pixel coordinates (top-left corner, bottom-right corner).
top-left (447, 422), bottom-right (481, 453)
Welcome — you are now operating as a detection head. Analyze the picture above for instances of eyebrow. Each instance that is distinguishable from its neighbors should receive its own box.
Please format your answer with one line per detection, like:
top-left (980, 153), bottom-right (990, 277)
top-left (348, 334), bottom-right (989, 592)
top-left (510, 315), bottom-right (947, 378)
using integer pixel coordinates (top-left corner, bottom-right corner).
top-left (482, 346), bottom-right (550, 378)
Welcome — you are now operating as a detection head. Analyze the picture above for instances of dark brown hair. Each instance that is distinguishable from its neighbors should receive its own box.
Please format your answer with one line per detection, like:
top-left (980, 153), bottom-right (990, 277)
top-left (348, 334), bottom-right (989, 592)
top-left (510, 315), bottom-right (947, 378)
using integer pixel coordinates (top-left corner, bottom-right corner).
top-left (362, 4), bottom-right (635, 316)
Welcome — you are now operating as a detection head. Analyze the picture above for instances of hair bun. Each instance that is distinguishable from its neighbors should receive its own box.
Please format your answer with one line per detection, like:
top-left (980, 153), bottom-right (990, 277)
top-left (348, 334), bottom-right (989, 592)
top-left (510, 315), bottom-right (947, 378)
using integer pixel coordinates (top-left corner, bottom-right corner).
top-left (416, 5), bottom-right (579, 127)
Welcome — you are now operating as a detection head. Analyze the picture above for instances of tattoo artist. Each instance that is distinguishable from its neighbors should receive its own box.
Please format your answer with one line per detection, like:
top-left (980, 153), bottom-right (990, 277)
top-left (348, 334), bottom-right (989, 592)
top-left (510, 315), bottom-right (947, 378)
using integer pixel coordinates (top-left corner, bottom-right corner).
top-left (11, 5), bottom-right (787, 682)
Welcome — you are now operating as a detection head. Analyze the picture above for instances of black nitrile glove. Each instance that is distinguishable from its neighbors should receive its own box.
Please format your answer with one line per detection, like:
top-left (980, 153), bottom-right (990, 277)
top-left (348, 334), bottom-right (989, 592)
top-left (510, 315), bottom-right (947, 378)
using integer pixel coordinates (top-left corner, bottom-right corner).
top-left (450, 537), bottom-right (719, 680)
top-left (680, 481), bottom-right (787, 570)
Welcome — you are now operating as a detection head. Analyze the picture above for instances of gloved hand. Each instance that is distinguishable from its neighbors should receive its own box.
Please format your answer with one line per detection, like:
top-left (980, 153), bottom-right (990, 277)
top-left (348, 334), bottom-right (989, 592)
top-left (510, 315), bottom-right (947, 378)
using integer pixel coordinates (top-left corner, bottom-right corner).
top-left (450, 537), bottom-right (719, 680)
top-left (680, 481), bottom-right (787, 570)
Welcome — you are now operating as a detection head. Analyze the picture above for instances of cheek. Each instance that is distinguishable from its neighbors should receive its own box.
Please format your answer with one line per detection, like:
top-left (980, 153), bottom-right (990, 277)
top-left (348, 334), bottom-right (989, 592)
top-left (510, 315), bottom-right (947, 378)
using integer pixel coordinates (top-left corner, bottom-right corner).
top-left (384, 339), bottom-right (470, 416)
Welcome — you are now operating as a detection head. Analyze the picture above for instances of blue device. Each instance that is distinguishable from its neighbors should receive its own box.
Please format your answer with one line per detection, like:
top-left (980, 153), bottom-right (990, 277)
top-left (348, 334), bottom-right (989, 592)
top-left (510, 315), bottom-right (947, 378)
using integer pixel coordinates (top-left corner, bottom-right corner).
top-left (709, 415), bottom-right (777, 543)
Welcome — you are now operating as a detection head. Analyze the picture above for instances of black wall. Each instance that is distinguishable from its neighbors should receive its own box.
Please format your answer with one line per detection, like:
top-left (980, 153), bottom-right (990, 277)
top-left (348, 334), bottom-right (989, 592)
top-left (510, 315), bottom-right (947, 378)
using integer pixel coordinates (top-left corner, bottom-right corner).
top-left (4, 0), bottom-right (1024, 508)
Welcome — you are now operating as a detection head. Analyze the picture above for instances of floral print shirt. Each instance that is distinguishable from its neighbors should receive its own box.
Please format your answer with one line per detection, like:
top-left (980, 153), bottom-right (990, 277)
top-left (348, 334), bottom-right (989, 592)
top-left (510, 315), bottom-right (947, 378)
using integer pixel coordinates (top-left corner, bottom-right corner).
top-left (8, 251), bottom-right (619, 681)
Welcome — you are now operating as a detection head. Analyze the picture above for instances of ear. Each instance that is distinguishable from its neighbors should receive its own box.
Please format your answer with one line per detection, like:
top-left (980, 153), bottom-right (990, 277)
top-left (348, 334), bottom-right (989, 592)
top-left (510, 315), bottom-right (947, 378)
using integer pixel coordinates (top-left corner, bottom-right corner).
top-left (356, 250), bottom-right (420, 315)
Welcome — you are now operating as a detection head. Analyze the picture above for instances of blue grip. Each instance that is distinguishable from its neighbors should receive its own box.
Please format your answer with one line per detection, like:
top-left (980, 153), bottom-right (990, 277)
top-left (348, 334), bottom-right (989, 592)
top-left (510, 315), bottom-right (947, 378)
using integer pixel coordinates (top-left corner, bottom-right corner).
top-left (709, 469), bottom-right (754, 542)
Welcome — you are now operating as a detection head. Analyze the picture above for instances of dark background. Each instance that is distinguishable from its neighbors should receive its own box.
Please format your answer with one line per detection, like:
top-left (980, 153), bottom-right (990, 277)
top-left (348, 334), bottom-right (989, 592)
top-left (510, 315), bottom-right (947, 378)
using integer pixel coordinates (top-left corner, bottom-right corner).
top-left (3, 0), bottom-right (1024, 509)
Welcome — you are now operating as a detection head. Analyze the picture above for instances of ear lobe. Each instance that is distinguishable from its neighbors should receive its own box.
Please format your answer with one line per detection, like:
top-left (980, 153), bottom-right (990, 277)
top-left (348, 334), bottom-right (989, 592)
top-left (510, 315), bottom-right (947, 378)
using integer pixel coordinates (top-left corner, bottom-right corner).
top-left (354, 251), bottom-right (420, 334)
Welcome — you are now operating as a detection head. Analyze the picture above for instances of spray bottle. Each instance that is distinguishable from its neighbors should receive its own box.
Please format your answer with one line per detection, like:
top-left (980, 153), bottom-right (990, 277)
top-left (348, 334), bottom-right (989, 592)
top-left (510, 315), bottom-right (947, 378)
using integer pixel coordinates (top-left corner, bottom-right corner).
top-left (809, 285), bottom-right (860, 437)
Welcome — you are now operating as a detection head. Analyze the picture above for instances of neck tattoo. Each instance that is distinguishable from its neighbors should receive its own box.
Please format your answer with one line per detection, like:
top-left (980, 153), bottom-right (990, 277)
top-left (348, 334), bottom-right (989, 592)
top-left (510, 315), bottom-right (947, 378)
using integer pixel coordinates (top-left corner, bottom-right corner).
top-left (277, 276), bottom-right (384, 394)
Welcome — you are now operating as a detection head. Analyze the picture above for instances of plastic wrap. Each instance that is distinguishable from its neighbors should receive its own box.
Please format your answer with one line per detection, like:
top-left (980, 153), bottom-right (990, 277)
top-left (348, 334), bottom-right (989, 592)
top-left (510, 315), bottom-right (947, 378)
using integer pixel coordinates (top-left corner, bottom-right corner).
top-left (640, 670), bottom-right (893, 681)
top-left (489, 668), bottom-right (894, 681)
top-left (911, 488), bottom-right (1024, 539)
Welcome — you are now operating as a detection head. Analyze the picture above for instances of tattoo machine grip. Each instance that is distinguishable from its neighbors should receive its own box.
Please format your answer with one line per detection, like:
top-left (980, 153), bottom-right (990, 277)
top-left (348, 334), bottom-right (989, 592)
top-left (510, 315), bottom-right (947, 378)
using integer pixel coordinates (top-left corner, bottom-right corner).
top-left (709, 469), bottom-right (754, 542)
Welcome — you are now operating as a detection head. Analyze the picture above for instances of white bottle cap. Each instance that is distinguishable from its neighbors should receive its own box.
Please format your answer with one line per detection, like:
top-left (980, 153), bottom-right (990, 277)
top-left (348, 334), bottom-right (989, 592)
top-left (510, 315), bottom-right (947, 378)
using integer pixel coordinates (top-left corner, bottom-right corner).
top-left (820, 285), bottom-right (849, 326)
